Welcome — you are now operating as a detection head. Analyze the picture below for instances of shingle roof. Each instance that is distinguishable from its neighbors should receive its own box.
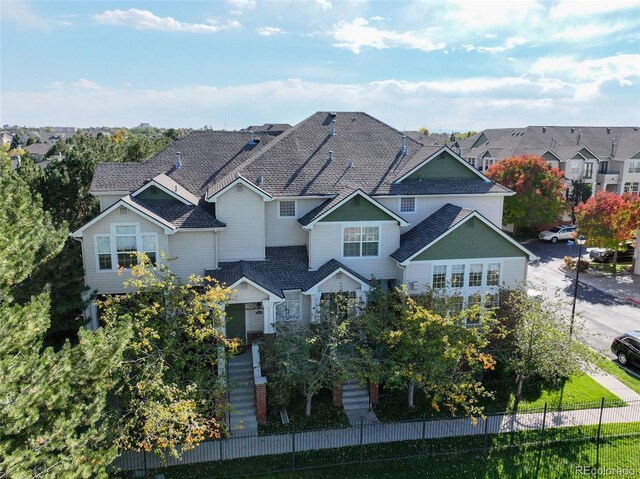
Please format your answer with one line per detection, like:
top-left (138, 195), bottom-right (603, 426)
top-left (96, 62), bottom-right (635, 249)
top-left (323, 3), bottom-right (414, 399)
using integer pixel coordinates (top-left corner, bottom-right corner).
top-left (128, 197), bottom-right (225, 229)
top-left (391, 204), bottom-right (474, 262)
top-left (207, 246), bottom-right (371, 297)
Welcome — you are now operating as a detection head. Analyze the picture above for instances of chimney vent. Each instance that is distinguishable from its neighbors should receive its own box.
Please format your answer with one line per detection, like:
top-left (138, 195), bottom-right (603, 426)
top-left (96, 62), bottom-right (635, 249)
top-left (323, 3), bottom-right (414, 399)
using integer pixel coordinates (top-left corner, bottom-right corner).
top-left (247, 130), bottom-right (256, 145)
top-left (347, 161), bottom-right (354, 169)
top-left (571, 127), bottom-right (575, 134)
top-left (328, 150), bottom-right (333, 161)
top-left (328, 119), bottom-right (336, 137)
top-left (611, 139), bottom-right (616, 157)
top-left (607, 127), bottom-right (611, 134)
top-left (400, 135), bottom-right (407, 155)
top-left (542, 127), bottom-right (546, 133)
top-left (577, 133), bottom-right (581, 145)
top-left (175, 152), bottom-right (182, 170)
top-left (257, 176), bottom-right (264, 186)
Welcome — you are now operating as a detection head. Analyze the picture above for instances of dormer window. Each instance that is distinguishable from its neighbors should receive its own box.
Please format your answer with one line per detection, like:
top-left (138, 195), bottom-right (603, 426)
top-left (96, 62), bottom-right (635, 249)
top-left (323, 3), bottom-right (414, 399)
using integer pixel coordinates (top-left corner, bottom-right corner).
top-left (278, 200), bottom-right (296, 217)
top-left (400, 197), bottom-right (415, 213)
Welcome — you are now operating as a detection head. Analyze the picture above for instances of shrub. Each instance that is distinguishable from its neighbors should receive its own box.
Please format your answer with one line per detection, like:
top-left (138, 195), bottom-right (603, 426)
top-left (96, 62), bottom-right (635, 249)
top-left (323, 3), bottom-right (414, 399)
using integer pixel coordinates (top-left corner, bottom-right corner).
top-left (563, 256), bottom-right (589, 272)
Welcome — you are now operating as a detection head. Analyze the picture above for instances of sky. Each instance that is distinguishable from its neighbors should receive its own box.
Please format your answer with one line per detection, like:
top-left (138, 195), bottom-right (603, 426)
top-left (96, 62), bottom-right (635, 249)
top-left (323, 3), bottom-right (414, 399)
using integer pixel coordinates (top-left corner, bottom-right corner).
top-left (1, 0), bottom-right (639, 131)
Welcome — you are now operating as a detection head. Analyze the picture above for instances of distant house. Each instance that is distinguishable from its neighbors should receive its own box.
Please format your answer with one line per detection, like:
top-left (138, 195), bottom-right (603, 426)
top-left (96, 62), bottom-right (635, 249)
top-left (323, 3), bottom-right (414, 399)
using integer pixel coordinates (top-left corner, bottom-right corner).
top-left (24, 143), bottom-right (52, 162)
top-left (455, 126), bottom-right (640, 197)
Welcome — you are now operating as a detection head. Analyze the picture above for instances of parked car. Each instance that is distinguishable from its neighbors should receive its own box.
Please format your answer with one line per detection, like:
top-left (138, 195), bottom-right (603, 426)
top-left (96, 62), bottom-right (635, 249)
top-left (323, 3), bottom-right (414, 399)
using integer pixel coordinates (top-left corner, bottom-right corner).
top-left (611, 332), bottom-right (640, 368)
top-left (589, 241), bottom-right (636, 263)
top-left (538, 225), bottom-right (576, 243)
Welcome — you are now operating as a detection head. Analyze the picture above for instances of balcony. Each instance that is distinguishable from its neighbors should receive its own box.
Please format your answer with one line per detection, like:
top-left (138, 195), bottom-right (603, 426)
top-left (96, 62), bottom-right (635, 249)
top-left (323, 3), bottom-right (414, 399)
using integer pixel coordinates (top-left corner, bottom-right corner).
top-left (596, 172), bottom-right (620, 184)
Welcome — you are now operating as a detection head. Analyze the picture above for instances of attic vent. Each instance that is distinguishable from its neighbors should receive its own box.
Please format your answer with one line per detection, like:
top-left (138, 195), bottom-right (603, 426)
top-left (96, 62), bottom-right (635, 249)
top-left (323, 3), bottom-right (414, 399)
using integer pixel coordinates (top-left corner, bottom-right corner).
top-left (352, 196), bottom-right (361, 207)
top-left (335, 272), bottom-right (343, 279)
top-left (118, 206), bottom-right (129, 216)
top-left (466, 218), bottom-right (475, 228)
top-left (328, 119), bottom-right (336, 137)
top-left (247, 131), bottom-right (256, 145)
top-left (236, 184), bottom-right (244, 193)
top-left (239, 282), bottom-right (248, 290)
top-left (150, 187), bottom-right (159, 195)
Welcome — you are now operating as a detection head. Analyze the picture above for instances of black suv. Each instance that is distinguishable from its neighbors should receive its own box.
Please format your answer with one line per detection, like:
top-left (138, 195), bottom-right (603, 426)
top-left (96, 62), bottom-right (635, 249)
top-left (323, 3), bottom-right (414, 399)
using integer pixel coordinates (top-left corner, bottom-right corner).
top-left (590, 241), bottom-right (636, 263)
top-left (611, 332), bottom-right (640, 368)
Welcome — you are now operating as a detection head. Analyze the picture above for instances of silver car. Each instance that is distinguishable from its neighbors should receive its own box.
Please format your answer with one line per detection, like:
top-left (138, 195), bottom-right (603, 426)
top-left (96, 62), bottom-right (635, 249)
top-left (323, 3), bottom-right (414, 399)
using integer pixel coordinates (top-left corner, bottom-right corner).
top-left (539, 225), bottom-right (576, 243)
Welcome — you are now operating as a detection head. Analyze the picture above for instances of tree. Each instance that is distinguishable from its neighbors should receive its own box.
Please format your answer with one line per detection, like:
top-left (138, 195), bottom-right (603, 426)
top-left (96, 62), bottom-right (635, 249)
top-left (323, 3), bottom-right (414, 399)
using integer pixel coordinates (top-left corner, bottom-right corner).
top-left (569, 179), bottom-right (592, 206)
top-left (485, 155), bottom-right (565, 232)
top-left (418, 126), bottom-right (430, 136)
top-left (575, 192), bottom-right (640, 271)
top-left (501, 290), bottom-right (583, 409)
top-left (10, 134), bottom-right (23, 150)
top-left (99, 256), bottom-right (237, 458)
top-left (0, 153), bottom-right (131, 478)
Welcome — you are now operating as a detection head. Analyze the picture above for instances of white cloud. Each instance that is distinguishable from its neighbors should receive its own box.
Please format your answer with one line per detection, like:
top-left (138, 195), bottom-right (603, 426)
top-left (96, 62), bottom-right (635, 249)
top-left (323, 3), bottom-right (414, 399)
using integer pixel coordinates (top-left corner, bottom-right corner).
top-left (332, 18), bottom-right (445, 53)
top-left (257, 26), bottom-right (286, 36)
top-left (316, 0), bottom-right (332, 10)
top-left (225, 0), bottom-right (256, 9)
top-left (533, 54), bottom-right (640, 85)
top-left (463, 36), bottom-right (528, 54)
top-left (553, 21), bottom-right (633, 42)
top-left (2, 1), bottom-right (50, 30)
top-left (370, 16), bottom-right (387, 22)
top-left (93, 9), bottom-right (241, 33)
top-left (71, 79), bottom-right (101, 90)
top-left (549, 0), bottom-right (639, 19)
top-left (445, 0), bottom-right (544, 30)
top-left (56, 20), bottom-right (74, 27)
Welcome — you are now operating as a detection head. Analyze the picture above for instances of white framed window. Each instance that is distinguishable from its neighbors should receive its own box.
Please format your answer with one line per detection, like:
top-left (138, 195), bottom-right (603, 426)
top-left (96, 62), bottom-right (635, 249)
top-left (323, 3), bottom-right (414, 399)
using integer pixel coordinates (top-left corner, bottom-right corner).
top-left (451, 264), bottom-right (465, 288)
top-left (450, 296), bottom-right (464, 315)
top-left (482, 157), bottom-right (496, 171)
top-left (96, 236), bottom-right (112, 271)
top-left (343, 226), bottom-right (379, 257)
top-left (142, 234), bottom-right (157, 265)
top-left (584, 162), bottom-right (593, 179)
top-left (485, 292), bottom-right (500, 309)
top-left (400, 197), bottom-right (416, 213)
top-left (115, 225), bottom-right (137, 268)
top-left (432, 265), bottom-right (447, 289)
top-left (278, 200), bottom-right (296, 218)
top-left (628, 160), bottom-right (640, 174)
top-left (94, 224), bottom-right (159, 272)
top-left (469, 264), bottom-right (483, 287)
top-left (570, 161), bottom-right (580, 175)
top-left (276, 291), bottom-right (301, 321)
top-left (487, 263), bottom-right (501, 286)
top-left (623, 183), bottom-right (639, 194)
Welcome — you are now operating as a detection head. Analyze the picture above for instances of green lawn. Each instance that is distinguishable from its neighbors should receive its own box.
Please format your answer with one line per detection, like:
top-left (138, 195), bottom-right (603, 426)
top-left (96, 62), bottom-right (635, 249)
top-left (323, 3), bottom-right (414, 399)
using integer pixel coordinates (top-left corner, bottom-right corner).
top-left (582, 347), bottom-right (640, 395)
top-left (588, 262), bottom-right (632, 275)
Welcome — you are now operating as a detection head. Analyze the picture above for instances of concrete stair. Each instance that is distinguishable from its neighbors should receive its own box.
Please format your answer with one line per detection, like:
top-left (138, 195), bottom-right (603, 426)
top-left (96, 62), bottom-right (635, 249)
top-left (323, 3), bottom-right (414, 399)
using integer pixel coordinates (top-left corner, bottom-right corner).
top-left (342, 380), bottom-right (370, 410)
top-left (227, 351), bottom-right (258, 435)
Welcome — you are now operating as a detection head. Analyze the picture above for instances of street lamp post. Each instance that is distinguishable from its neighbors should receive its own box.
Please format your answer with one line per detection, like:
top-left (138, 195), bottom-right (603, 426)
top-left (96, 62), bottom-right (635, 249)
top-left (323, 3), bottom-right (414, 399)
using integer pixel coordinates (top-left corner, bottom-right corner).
top-left (570, 235), bottom-right (586, 339)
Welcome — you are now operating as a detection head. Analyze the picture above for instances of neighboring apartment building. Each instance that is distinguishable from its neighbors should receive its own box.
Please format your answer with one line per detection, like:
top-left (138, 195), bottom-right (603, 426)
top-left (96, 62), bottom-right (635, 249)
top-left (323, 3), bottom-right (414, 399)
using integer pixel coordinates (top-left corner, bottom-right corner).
top-left (455, 126), bottom-right (640, 196)
top-left (72, 112), bottom-right (536, 336)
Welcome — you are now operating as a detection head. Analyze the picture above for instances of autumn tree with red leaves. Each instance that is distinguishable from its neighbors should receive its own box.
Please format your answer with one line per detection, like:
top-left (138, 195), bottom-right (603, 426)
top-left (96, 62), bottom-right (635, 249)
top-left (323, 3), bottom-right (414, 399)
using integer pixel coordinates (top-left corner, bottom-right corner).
top-left (485, 155), bottom-right (565, 232)
top-left (575, 191), bottom-right (640, 270)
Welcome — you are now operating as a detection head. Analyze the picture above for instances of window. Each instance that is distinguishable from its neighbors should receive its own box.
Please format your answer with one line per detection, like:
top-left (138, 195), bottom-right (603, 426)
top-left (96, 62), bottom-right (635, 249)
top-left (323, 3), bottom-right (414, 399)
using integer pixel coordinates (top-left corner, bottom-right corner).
top-left (115, 225), bottom-right (137, 268)
top-left (450, 296), bottom-right (464, 315)
top-left (623, 183), bottom-right (639, 194)
top-left (570, 161), bottom-right (580, 175)
top-left (487, 263), bottom-right (501, 286)
top-left (432, 265), bottom-right (447, 289)
top-left (400, 197), bottom-right (415, 213)
top-left (469, 264), bottom-right (483, 287)
top-left (142, 234), bottom-right (157, 266)
top-left (96, 236), bottom-right (112, 270)
top-left (628, 160), bottom-right (640, 174)
top-left (320, 291), bottom-right (358, 318)
top-left (276, 291), bottom-right (301, 321)
top-left (584, 162), bottom-right (593, 179)
top-left (343, 226), bottom-right (379, 257)
top-left (482, 158), bottom-right (496, 171)
top-left (466, 294), bottom-right (482, 324)
top-left (279, 200), bottom-right (296, 217)
top-left (598, 161), bottom-right (608, 174)
top-left (451, 264), bottom-right (465, 288)
top-left (485, 292), bottom-right (500, 309)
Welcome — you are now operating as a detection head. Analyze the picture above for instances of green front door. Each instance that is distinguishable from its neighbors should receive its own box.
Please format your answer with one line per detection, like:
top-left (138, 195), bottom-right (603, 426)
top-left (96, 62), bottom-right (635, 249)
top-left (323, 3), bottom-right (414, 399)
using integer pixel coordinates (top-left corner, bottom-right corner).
top-left (225, 303), bottom-right (246, 341)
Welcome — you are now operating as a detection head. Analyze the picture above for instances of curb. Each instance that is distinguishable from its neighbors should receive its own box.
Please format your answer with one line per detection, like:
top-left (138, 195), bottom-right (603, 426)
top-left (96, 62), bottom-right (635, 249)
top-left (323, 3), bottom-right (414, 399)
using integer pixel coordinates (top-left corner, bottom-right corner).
top-left (558, 265), bottom-right (640, 308)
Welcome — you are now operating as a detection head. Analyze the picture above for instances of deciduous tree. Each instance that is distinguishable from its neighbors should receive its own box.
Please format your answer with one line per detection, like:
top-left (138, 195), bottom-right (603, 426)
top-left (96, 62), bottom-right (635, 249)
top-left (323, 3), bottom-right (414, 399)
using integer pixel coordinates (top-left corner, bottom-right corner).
top-left (486, 155), bottom-right (565, 232)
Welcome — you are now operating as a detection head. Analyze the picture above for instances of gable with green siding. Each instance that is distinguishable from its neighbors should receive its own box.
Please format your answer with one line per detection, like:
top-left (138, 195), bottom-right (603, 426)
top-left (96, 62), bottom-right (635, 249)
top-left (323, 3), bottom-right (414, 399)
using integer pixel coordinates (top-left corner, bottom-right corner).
top-left (320, 195), bottom-right (397, 222)
top-left (406, 151), bottom-right (479, 180)
top-left (136, 185), bottom-right (181, 202)
top-left (413, 217), bottom-right (527, 261)
top-left (542, 151), bottom-right (561, 163)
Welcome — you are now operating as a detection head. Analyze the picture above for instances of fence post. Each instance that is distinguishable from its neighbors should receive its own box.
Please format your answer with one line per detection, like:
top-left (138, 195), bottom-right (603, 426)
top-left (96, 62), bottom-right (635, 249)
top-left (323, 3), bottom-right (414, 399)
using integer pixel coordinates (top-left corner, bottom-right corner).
top-left (596, 396), bottom-right (605, 468)
top-left (291, 425), bottom-right (296, 471)
top-left (359, 418), bottom-right (364, 464)
top-left (421, 414), bottom-right (427, 456)
top-left (483, 414), bottom-right (490, 453)
top-left (219, 436), bottom-right (223, 461)
top-left (534, 403), bottom-right (548, 479)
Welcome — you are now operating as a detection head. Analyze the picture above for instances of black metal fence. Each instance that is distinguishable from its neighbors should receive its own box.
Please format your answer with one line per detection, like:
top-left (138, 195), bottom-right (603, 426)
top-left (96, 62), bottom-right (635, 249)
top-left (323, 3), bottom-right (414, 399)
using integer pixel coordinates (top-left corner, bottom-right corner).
top-left (111, 398), bottom-right (640, 478)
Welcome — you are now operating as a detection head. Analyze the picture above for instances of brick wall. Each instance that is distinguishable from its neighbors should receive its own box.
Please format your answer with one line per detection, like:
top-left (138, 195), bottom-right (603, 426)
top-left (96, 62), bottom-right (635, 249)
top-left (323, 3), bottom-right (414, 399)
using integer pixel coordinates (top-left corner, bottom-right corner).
top-left (332, 383), bottom-right (342, 407)
top-left (255, 383), bottom-right (267, 424)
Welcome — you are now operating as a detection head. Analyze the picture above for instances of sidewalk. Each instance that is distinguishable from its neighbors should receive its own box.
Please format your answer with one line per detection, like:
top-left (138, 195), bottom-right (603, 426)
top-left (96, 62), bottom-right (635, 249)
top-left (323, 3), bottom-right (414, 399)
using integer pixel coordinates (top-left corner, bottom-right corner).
top-left (588, 367), bottom-right (640, 401)
top-left (577, 271), bottom-right (640, 306)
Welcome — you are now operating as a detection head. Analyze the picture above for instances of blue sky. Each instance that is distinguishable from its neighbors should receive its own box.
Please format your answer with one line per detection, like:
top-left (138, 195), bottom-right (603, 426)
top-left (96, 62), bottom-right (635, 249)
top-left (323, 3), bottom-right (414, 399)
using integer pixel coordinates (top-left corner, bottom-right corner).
top-left (1, 0), bottom-right (639, 131)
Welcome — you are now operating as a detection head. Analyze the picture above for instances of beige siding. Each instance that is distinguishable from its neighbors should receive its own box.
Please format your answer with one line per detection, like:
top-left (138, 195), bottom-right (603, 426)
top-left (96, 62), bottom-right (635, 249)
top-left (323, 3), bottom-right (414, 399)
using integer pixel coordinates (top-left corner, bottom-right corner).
top-left (317, 274), bottom-right (361, 293)
top-left (501, 257), bottom-right (527, 287)
top-left (404, 262), bottom-right (432, 294)
top-left (167, 231), bottom-right (216, 282)
top-left (246, 309), bottom-right (263, 333)
top-left (216, 187), bottom-right (265, 261)
top-left (99, 194), bottom-right (126, 212)
top-left (229, 282), bottom-right (269, 303)
top-left (300, 294), bottom-right (311, 322)
top-left (376, 196), bottom-right (504, 231)
top-left (309, 222), bottom-right (402, 281)
top-left (82, 209), bottom-right (169, 294)
top-left (265, 199), bottom-right (325, 247)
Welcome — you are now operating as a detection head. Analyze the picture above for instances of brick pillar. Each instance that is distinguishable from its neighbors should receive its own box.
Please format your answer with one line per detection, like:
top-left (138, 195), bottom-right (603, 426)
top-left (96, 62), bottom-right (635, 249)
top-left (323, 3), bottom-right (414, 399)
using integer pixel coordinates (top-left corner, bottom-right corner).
top-left (332, 383), bottom-right (343, 407)
top-left (368, 381), bottom-right (379, 406)
top-left (255, 383), bottom-right (267, 425)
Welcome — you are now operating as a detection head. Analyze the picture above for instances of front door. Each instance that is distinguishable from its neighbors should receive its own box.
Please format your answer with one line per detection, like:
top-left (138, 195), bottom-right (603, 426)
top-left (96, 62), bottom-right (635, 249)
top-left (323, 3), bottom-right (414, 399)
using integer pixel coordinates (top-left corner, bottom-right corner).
top-left (225, 303), bottom-right (246, 341)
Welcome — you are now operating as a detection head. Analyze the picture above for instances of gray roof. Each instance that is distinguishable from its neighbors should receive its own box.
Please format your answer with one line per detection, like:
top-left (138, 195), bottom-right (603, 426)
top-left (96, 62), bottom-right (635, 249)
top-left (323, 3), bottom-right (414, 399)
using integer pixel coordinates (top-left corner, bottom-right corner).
top-left (129, 197), bottom-right (225, 229)
top-left (208, 246), bottom-right (371, 297)
top-left (462, 126), bottom-right (640, 162)
top-left (91, 112), bottom-right (510, 202)
top-left (391, 204), bottom-right (474, 262)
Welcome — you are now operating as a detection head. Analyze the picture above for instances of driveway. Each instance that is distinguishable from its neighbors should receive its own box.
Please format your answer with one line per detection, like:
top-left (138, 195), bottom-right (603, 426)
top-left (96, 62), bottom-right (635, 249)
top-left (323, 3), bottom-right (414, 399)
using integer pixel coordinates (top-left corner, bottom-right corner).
top-left (526, 240), bottom-right (640, 357)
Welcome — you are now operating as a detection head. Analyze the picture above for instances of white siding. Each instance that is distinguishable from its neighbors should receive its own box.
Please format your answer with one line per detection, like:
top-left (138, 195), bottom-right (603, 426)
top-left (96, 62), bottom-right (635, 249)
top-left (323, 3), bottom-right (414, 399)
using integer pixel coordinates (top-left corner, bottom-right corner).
top-left (99, 194), bottom-right (126, 212)
top-left (501, 257), bottom-right (527, 287)
top-left (404, 262), bottom-right (431, 294)
top-left (308, 222), bottom-right (403, 281)
top-left (265, 198), bottom-right (325, 247)
top-left (229, 282), bottom-right (269, 303)
top-left (376, 196), bottom-right (504, 232)
top-left (82, 209), bottom-right (168, 294)
top-left (300, 294), bottom-right (311, 322)
top-left (317, 274), bottom-right (361, 293)
top-left (167, 231), bottom-right (216, 282)
top-left (246, 309), bottom-right (263, 333)
top-left (215, 187), bottom-right (265, 261)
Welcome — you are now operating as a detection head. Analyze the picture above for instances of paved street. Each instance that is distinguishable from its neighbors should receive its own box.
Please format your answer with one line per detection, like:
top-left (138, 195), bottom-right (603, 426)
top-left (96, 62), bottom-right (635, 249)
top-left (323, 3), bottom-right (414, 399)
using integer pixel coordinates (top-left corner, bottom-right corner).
top-left (526, 240), bottom-right (640, 356)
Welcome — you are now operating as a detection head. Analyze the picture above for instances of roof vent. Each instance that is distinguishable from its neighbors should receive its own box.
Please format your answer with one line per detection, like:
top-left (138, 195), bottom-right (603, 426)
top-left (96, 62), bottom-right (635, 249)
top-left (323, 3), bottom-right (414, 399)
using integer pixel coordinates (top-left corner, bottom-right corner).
top-left (542, 127), bottom-right (546, 133)
top-left (571, 127), bottom-right (575, 134)
top-left (328, 150), bottom-right (333, 161)
top-left (175, 151), bottom-right (182, 170)
top-left (577, 132), bottom-right (581, 145)
top-left (347, 160), bottom-right (354, 169)
top-left (328, 119), bottom-right (336, 137)
top-left (256, 176), bottom-right (264, 186)
top-left (607, 127), bottom-right (611, 134)
top-left (329, 112), bottom-right (337, 117)
top-left (611, 138), bottom-right (616, 157)
top-left (247, 130), bottom-right (256, 145)
top-left (400, 135), bottom-right (407, 155)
